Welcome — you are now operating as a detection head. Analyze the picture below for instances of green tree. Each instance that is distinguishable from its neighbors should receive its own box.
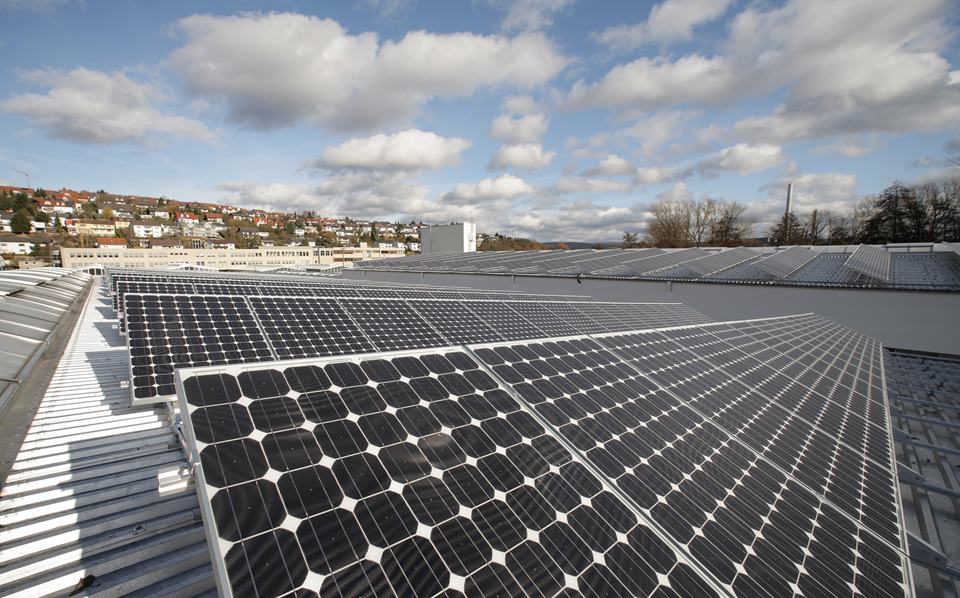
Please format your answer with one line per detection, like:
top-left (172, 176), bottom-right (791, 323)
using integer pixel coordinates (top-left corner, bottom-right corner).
top-left (34, 211), bottom-right (50, 223)
top-left (12, 193), bottom-right (32, 214)
top-left (11, 208), bottom-right (33, 234)
top-left (32, 188), bottom-right (47, 198)
top-left (53, 214), bottom-right (63, 233)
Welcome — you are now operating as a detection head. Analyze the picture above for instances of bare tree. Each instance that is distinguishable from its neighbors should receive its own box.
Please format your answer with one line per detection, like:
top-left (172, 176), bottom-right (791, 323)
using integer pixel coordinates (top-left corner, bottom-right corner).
top-left (645, 200), bottom-right (692, 247)
top-left (691, 197), bottom-right (720, 247)
top-left (708, 201), bottom-right (756, 246)
top-left (818, 209), bottom-right (851, 244)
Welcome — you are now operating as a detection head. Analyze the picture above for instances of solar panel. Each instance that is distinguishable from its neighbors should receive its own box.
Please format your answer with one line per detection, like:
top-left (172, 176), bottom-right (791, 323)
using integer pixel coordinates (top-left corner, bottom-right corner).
top-left (844, 244), bottom-right (891, 281)
top-left (461, 301), bottom-right (546, 340)
top-left (338, 298), bottom-right (449, 352)
top-left (124, 293), bottom-right (274, 400)
top-left (248, 295), bottom-right (376, 358)
top-left (406, 299), bottom-right (506, 345)
top-left (672, 246), bottom-right (760, 277)
top-left (754, 246), bottom-right (819, 279)
top-left (177, 349), bottom-right (722, 598)
top-left (176, 313), bottom-right (910, 598)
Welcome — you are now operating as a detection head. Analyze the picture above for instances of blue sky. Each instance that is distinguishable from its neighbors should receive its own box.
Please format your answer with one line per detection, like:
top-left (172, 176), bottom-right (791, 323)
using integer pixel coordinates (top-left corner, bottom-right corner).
top-left (1, 0), bottom-right (958, 242)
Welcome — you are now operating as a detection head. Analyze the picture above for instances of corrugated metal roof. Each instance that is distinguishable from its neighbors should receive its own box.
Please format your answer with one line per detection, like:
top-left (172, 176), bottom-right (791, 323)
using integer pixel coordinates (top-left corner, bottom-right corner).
top-left (0, 279), bottom-right (216, 598)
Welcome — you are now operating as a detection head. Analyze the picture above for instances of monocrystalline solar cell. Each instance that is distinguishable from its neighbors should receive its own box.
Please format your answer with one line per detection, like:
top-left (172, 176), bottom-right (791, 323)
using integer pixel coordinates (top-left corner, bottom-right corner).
top-left (177, 349), bottom-right (716, 598)
top-left (248, 295), bottom-right (375, 358)
top-left (124, 293), bottom-right (273, 400)
top-left (338, 298), bottom-right (449, 352)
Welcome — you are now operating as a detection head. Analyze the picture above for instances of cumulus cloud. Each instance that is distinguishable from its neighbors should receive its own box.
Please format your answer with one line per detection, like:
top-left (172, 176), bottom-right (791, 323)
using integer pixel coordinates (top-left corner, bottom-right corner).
top-left (696, 143), bottom-right (787, 176)
top-left (594, 0), bottom-right (734, 51)
top-left (581, 154), bottom-right (635, 177)
top-left (168, 12), bottom-right (569, 133)
top-left (568, 0), bottom-right (960, 143)
top-left (624, 109), bottom-right (701, 158)
top-left (655, 182), bottom-right (693, 203)
top-left (633, 165), bottom-right (684, 185)
top-left (809, 136), bottom-right (888, 157)
top-left (442, 174), bottom-right (536, 204)
top-left (491, 0), bottom-right (577, 32)
top-left (488, 143), bottom-right (557, 171)
top-left (303, 129), bottom-right (472, 172)
top-left (549, 177), bottom-right (633, 194)
top-left (2, 67), bottom-right (220, 146)
top-left (216, 181), bottom-right (334, 214)
top-left (489, 113), bottom-right (549, 143)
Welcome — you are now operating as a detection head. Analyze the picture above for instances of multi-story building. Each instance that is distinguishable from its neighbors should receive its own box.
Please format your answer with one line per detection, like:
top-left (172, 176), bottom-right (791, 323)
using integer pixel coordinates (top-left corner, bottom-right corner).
top-left (132, 222), bottom-right (164, 238)
top-left (74, 220), bottom-right (119, 237)
top-left (330, 243), bottom-right (405, 263)
top-left (54, 245), bottom-right (337, 269)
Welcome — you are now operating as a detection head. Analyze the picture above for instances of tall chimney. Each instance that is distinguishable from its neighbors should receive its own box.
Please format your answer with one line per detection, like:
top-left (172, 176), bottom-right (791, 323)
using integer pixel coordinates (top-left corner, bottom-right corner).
top-left (785, 183), bottom-right (793, 216)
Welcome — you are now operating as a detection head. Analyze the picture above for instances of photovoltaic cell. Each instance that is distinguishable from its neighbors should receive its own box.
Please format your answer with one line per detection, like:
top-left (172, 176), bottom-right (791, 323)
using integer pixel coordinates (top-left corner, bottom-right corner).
top-left (338, 298), bottom-right (449, 352)
top-left (461, 300), bottom-right (546, 341)
top-left (405, 299), bottom-right (505, 345)
top-left (178, 349), bottom-right (716, 598)
top-left (248, 295), bottom-right (375, 358)
top-left (177, 311), bottom-right (909, 598)
top-left (844, 244), bottom-right (891, 282)
top-left (754, 246), bottom-right (819, 279)
top-left (124, 293), bottom-right (273, 400)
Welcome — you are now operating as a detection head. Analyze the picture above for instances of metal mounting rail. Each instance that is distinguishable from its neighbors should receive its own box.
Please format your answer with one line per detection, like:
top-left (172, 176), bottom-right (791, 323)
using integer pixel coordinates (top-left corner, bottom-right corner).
top-left (908, 532), bottom-right (960, 582)
top-left (889, 395), bottom-right (960, 411)
top-left (892, 427), bottom-right (960, 459)
top-left (898, 463), bottom-right (960, 501)
top-left (891, 408), bottom-right (960, 432)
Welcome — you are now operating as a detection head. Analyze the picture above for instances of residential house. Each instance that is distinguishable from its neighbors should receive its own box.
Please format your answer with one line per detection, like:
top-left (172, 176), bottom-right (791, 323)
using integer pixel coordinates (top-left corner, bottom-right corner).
top-left (132, 222), bottom-right (164, 238)
top-left (149, 238), bottom-right (183, 249)
top-left (176, 212), bottom-right (199, 224)
top-left (74, 220), bottom-right (118, 237)
top-left (0, 237), bottom-right (50, 255)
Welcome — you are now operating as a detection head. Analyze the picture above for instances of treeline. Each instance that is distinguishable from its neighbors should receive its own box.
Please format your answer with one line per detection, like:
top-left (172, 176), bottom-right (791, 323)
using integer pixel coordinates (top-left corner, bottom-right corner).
top-left (768, 180), bottom-right (960, 245)
top-left (479, 234), bottom-right (569, 251)
top-left (639, 197), bottom-right (759, 248)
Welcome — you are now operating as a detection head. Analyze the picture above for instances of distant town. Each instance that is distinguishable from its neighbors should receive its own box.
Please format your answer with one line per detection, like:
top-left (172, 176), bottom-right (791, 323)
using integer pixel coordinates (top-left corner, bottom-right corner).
top-left (0, 185), bottom-right (466, 269)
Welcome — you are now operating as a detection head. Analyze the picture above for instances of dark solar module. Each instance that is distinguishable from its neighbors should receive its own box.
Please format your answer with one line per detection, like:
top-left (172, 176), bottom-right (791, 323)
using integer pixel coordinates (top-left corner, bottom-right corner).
top-left (406, 299), bottom-right (506, 345)
top-left (248, 296), bottom-right (375, 358)
top-left (461, 301), bottom-right (545, 341)
top-left (339, 298), bottom-right (449, 352)
top-left (568, 302), bottom-right (639, 333)
top-left (472, 323), bottom-right (908, 598)
top-left (501, 302), bottom-right (581, 338)
top-left (179, 350), bottom-right (714, 598)
top-left (124, 293), bottom-right (273, 400)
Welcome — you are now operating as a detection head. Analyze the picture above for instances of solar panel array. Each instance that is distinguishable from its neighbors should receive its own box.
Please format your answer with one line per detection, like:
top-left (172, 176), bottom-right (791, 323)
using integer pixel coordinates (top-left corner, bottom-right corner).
top-left (116, 271), bottom-right (712, 401)
top-left (176, 313), bottom-right (910, 598)
top-left (753, 246), bottom-right (819, 279)
top-left (353, 245), bottom-right (960, 290)
top-left (844, 244), bottom-right (892, 282)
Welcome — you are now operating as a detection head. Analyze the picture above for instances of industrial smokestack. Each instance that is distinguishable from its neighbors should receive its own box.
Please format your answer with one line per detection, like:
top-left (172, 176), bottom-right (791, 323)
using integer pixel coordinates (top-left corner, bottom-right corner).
top-left (785, 183), bottom-right (793, 216)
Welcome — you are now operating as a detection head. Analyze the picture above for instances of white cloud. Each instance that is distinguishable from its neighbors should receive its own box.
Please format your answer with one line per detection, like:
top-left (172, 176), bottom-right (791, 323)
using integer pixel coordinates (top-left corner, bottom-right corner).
top-left (633, 165), bottom-right (684, 185)
top-left (501, 94), bottom-right (541, 115)
top-left (303, 129), bottom-right (472, 172)
top-left (696, 143), bottom-right (787, 176)
top-left (488, 143), bottom-right (557, 171)
top-left (216, 181), bottom-right (334, 214)
top-left (655, 181), bottom-right (693, 203)
top-left (549, 177), bottom-right (633, 194)
top-left (492, 0), bottom-right (577, 32)
top-left (594, 0), bottom-right (734, 51)
top-left (2, 67), bottom-right (220, 146)
top-left (809, 136), bottom-right (888, 157)
top-left (168, 12), bottom-right (569, 133)
top-left (624, 109), bottom-right (701, 158)
top-left (442, 174), bottom-right (536, 204)
top-left (489, 113), bottom-right (549, 143)
top-left (581, 154), bottom-right (635, 176)
top-left (568, 0), bottom-right (960, 143)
